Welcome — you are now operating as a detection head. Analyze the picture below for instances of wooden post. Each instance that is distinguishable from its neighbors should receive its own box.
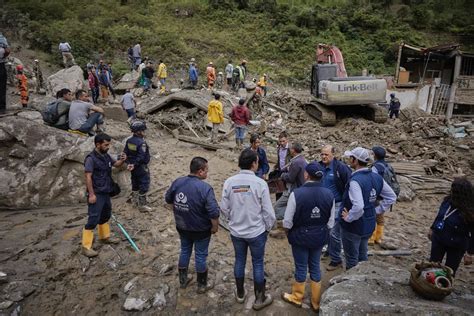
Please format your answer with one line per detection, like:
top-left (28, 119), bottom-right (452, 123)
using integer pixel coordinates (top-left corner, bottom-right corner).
top-left (446, 53), bottom-right (462, 122)
top-left (395, 42), bottom-right (403, 84)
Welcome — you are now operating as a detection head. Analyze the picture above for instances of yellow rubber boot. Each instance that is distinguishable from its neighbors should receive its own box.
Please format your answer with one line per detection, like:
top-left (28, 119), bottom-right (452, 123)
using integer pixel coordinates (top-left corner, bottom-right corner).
top-left (368, 224), bottom-right (378, 245)
top-left (375, 225), bottom-right (384, 244)
top-left (98, 223), bottom-right (119, 244)
top-left (98, 223), bottom-right (110, 239)
top-left (81, 229), bottom-right (98, 257)
top-left (281, 282), bottom-right (305, 307)
top-left (310, 280), bottom-right (322, 311)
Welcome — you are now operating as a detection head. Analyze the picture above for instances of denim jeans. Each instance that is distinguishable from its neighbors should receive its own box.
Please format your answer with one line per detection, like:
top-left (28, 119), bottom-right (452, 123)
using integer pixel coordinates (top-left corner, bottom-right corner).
top-left (329, 202), bottom-right (343, 263)
top-left (231, 231), bottom-right (268, 284)
top-left (78, 112), bottom-right (104, 134)
top-left (341, 226), bottom-right (369, 270)
top-left (91, 87), bottom-right (99, 104)
top-left (143, 78), bottom-right (151, 91)
top-left (178, 235), bottom-right (211, 273)
top-left (125, 108), bottom-right (136, 119)
top-left (235, 125), bottom-right (246, 141)
top-left (291, 244), bottom-right (323, 282)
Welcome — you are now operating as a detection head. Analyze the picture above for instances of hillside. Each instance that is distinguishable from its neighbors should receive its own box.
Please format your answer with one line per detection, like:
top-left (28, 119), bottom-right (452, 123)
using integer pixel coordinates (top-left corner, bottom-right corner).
top-left (2, 0), bottom-right (473, 85)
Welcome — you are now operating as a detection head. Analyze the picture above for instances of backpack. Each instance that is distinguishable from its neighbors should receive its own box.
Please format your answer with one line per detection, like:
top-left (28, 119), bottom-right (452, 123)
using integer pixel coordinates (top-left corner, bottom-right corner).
top-left (41, 100), bottom-right (61, 125)
top-left (374, 161), bottom-right (400, 197)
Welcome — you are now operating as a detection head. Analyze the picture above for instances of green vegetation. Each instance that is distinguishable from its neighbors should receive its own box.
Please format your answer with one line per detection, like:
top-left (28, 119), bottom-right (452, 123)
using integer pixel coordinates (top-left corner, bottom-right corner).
top-left (2, 0), bottom-right (473, 86)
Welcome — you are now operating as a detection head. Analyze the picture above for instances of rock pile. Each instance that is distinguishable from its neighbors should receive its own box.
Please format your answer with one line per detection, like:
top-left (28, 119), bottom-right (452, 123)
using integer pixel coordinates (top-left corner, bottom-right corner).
top-left (0, 113), bottom-right (128, 209)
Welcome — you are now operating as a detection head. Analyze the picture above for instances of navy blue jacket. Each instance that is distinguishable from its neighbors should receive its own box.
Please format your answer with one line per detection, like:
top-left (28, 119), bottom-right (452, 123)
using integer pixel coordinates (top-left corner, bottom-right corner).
top-left (318, 158), bottom-right (351, 199)
top-left (340, 170), bottom-right (383, 237)
top-left (431, 199), bottom-right (474, 253)
top-left (254, 147), bottom-right (269, 178)
top-left (84, 150), bottom-right (114, 194)
top-left (165, 175), bottom-right (220, 232)
top-left (124, 135), bottom-right (150, 168)
top-left (288, 182), bottom-right (334, 249)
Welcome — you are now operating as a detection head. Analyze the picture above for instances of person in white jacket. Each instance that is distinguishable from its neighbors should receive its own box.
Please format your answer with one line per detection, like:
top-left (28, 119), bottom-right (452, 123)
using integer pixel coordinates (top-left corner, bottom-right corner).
top-left (221, 149), bottom-right (276, 311)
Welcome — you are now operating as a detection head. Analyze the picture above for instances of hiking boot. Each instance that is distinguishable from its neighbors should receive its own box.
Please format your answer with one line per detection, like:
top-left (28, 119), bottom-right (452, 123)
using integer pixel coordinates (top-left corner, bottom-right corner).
top-left (234, 277), bottom-right (247, 303)
top-left (326, 261), bottom-right (342, 271)
top-left (81, 247), bottom-right (98, 258)
top-left (252, 279), bottom-right (273, 311)
top-left (178, 267), bottom-right (193, 289)
top-left (196, 270), bottom-right (214, 294)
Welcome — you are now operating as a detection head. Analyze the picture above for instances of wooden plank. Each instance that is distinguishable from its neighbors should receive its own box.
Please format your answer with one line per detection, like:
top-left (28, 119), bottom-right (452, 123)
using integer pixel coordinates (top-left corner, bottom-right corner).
top-left (368, 250), bottom-right (412, 256)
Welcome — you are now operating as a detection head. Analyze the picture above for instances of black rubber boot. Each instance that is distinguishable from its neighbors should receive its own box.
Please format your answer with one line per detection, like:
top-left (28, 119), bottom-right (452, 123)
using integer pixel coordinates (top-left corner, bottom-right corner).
top-left (178, 267), bottom-right (193, 289)
top-left (196, 270), bottom-right (214, 294)
top-left (234, 277), bottom-right (247, 303)
top-left (252, 279), bottom-right (273, 311)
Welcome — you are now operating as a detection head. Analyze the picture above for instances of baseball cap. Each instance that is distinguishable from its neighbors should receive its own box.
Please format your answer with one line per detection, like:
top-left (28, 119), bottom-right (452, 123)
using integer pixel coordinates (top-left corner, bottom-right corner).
top-left (372, 146), bottom-right (386, 159)
top-left (305, 162), bottom-right (324, 178)
top-left (344, 147), bottom-right (371, 163)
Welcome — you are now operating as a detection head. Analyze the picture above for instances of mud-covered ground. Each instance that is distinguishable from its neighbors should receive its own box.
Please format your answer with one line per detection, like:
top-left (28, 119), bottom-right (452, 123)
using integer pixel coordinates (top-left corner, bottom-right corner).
top-left (1, 125), bottom-right (473, 315)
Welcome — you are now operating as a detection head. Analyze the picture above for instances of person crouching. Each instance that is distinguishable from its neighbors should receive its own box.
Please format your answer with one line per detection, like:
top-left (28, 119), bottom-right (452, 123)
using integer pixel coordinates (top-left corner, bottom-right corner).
top-left (282, 162), bottom-right (335, 311)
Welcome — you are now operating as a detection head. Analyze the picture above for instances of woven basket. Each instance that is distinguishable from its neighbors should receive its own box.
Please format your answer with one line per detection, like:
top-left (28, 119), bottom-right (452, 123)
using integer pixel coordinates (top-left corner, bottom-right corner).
top-left (409, 261), bottom-right (454, 301)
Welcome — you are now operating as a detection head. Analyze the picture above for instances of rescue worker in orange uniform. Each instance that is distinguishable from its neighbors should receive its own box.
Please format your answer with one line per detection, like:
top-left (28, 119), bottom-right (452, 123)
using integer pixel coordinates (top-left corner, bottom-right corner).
top-left (16, 65), bottom-right (28, 108)
top-left (206, 62), bottom-right (216, 89)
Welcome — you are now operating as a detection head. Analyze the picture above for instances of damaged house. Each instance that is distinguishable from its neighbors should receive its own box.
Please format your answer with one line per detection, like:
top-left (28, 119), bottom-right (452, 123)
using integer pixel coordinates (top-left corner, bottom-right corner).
top-left (393, 42), bottom-right (474, 120)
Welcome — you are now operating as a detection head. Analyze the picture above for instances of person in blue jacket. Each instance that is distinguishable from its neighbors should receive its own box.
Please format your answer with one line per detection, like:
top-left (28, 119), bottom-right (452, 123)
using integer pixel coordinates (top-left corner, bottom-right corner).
top-left (429, 177), bottom-right (473, 276)
top-left (165, 157), bottom-right (220, 293)
top-left (249, 133), bottom-right (269, 179)
top-left (189, 62), bottom-right (199, 88)
top-left (124, 120), bottom-right (151, 211)
top-left (317, 144), bottom-right (352, 271)
top-left (282, 162), bottom-right (335, 311)
top-left (340, 147), bottom-right (396, 270)
top-left (82, 133), bottom-right (127, 258)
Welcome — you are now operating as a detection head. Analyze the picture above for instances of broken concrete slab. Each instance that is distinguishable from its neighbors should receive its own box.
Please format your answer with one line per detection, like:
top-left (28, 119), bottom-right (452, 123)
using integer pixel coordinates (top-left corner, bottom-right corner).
top-left (139, 90), bottom-right (233, 115)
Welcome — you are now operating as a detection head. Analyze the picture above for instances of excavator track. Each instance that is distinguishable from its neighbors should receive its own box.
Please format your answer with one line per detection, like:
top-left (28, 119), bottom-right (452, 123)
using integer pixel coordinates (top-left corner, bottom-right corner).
top-left (304, 102), bottom-right (337, 126)
top-left (366, 103), bottom-right (388, 123)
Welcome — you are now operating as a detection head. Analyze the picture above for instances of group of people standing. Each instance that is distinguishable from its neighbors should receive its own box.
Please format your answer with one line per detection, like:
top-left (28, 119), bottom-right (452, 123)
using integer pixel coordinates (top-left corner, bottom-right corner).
top-left (87, 60), bottom-right (116, 104)
top-left (80, 118), bottom-right (473, 311)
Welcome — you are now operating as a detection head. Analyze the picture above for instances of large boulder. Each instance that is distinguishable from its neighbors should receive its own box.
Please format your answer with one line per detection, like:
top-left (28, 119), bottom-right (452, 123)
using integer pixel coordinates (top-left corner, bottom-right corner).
top-left (47, 65), bottom-right (85, 97)
top-left (0, 113), bottom-right (128, 209)
top-left (321, 261), bottom-right (472, 315)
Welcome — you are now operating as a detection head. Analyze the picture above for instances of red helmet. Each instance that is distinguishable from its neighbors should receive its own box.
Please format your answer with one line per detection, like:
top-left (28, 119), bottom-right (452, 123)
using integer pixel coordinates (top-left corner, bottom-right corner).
top-left (16, 64), bottom-right (23, 71)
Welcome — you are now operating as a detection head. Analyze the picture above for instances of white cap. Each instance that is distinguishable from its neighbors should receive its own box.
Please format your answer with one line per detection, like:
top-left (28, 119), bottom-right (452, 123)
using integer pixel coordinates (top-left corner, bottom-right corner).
top-left (344, 147), bottom-right (371, 163)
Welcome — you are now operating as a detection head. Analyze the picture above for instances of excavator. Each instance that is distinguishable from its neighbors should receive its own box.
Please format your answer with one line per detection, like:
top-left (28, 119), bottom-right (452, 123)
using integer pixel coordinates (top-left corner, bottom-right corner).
top-left (305, 44), bottom-right (388, 126)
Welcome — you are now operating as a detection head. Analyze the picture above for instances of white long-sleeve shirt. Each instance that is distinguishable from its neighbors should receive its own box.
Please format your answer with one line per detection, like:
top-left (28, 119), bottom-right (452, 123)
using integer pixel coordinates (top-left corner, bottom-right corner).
top-left (220, 170), bottom-right (276, 239)
top-left (283, 190), bottom-right (335, 230)
top-left (344, 168), bottom-right (397, 223)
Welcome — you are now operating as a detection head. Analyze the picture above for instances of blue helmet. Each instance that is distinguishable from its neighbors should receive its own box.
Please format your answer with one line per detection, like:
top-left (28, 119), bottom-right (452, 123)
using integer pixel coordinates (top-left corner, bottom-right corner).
top-left (130, 120), bottom-right (147, 133)
top-left (390, 93), bottom-right (395, 98)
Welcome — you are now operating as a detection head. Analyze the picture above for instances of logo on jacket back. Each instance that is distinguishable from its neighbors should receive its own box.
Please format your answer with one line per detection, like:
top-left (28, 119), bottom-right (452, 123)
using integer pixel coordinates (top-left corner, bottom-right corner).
top-left (369, 188), bottom-right (377, 203)
top-left (311, 206), bottom-right (321, 219)
top-left (174, 192), bottom-right (189, 211)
